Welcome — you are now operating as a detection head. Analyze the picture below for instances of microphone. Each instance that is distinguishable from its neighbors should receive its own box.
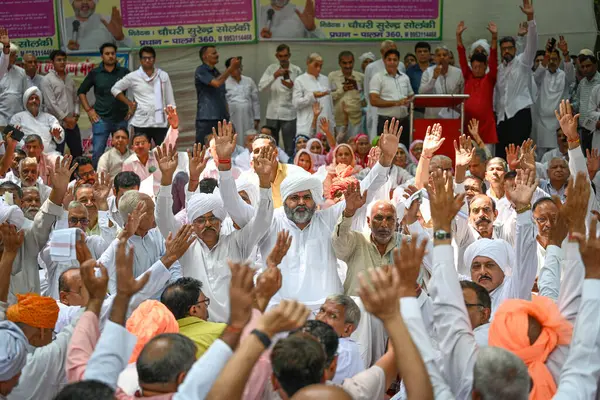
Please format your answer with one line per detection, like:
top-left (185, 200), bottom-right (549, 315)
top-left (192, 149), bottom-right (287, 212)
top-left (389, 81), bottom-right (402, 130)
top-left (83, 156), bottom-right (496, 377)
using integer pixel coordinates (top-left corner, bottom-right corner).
top-left (72, 20), bottom-right (80, 43)
top-left (266, 9), bottom-right (275, 31)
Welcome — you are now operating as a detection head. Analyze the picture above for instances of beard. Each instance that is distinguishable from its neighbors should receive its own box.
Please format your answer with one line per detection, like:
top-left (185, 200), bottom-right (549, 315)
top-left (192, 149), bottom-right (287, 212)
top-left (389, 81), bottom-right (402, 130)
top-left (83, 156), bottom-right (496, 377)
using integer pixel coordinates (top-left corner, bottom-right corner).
top-left (23, 206), bottom-right (39, 220)
top-left (372, 228), bottom-right (393, 244)
top-left (503, 53), bottom-right (514, 63)
top-left (284, 203), bottom-right (316, 224)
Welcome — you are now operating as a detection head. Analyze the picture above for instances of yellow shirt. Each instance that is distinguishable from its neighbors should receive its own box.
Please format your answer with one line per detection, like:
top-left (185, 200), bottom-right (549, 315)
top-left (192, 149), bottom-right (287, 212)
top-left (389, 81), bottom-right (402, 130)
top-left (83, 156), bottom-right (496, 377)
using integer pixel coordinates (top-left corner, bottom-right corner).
top-left (272, 162), bottom-right (288, 209)
top-left (177, 317), bottom-right (227, 358)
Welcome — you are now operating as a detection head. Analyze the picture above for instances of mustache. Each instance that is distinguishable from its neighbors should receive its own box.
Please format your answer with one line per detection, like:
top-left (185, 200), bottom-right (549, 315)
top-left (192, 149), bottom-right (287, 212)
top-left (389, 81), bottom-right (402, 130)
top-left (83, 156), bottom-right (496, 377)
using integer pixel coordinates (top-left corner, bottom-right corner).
top-left (478, 274), bottom-right (492, 283)
top-left (374, 228), bottom-right (392, 236)
top-left (201, 226), bottom-right (217, 234)
top-left (476, 216), bottom-right (491, 225)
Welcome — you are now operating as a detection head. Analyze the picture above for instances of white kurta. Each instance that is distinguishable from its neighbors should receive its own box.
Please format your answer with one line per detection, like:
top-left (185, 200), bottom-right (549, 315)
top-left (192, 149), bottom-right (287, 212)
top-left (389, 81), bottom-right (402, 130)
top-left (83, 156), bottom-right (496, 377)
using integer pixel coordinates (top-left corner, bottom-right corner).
top-left (258, 63), bottom-right (303, 121)
top-left (155, 182), bottom-right (274, 323)
top-left (10, 110), bottom-right (64, 154)
top-left (225, 75), bottom-right (260, 143)
top-left (532, 62), bottom-right (576, 148)
top-left (259, 4), bottom-right (326, 39)
top-left (63, 14), bottom-right (132, 53)
top-left (419, 65), bottom-right (464, 119)
top-left (580, 83), bottom-right (600, 150)
top-left (292, 72), bottom-right (335, 136)
top-left (0, 66), bottom-right (29, 126)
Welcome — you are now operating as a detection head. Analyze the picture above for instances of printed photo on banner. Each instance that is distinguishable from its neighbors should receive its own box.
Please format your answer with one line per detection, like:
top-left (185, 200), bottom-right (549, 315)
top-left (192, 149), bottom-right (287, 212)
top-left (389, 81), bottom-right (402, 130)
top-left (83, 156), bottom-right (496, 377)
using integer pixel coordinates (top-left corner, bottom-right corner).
top-left (60, 0), bottom-right (256, 53)
top-left (0, 0), bottom-right (59, 57)
top-left (257, 0), bottom-right (442, 41)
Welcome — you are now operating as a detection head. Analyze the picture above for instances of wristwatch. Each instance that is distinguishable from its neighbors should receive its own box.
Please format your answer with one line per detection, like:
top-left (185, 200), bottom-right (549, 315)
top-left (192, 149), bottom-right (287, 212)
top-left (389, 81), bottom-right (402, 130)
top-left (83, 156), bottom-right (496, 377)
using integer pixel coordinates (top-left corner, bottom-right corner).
top-left (251, 329), bottom-right (272, 349)
top-left (433, 229), bottom-right (451, 240)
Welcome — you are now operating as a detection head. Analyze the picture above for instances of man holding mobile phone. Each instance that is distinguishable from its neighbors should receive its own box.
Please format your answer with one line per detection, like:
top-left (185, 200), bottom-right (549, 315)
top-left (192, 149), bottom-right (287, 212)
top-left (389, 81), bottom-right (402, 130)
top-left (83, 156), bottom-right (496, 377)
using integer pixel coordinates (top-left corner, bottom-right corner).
top-left (328, 51), bottom-right (364, 140)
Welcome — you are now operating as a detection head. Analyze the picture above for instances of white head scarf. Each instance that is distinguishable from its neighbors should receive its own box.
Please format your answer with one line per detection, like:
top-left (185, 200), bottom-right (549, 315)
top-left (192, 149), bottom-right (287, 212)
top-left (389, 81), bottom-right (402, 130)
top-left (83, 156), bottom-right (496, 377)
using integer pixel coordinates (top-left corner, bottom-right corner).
top-left (0, 321), bottom-right (28, 381)
top-left (464, 238), bottom-right (515, 277)
top-left (0, 198), bottom-right (25, 230)
top-left (235, 175), bottom-right (259, 207)
top-left (470, 39), bottom-right (491, 56)
top-left (359, 52), bottom-right (376, 65)
top-left (186, 190), bottom-right (227, 223)
top-left (280, 175), bottom-right (324, 205)
top-left (22, 86), bottom-right (43, 110)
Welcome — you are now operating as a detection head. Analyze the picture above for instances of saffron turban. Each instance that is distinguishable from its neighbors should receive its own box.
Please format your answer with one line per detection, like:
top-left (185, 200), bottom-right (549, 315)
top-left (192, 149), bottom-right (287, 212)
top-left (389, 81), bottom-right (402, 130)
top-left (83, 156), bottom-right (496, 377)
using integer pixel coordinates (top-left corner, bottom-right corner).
top-left (6, 293), bottom-right (59, 329)
top-left (280, 174), bottom-right (324, 205)
top-left (186, 190), bottom-right (227, 224)
top-left (463, 238), bottom-right (515, 277)
top-left (470, 39), bottom-right (491, 56)
top-left (126, 300), bottom-right (179, 363)
top-left (0, 321), bottom-right (28, 381)
top-left (489, 295), bottom-right (573, 400)
top-left (0, 198), bottom-right (25, 230)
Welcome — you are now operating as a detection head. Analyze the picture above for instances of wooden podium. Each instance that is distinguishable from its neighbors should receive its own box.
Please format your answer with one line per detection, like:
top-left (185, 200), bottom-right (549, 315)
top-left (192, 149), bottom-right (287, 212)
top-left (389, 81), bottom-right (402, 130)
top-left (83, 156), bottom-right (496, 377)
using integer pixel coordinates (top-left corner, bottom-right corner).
top-left (409, 94), bottom-right (470, 163)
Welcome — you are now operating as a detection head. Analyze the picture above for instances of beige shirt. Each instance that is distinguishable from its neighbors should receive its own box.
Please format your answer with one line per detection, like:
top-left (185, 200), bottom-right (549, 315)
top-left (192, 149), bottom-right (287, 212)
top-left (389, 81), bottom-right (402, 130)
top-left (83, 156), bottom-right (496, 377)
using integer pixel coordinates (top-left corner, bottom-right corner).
top-left (97, 147), bottom-right (133, 181)
top-left (40, 69), bottom-right (79, 122)
top-left (328, 70), bottom-right (364, 126)
top-left (332, 215), bottom-right (398, 296)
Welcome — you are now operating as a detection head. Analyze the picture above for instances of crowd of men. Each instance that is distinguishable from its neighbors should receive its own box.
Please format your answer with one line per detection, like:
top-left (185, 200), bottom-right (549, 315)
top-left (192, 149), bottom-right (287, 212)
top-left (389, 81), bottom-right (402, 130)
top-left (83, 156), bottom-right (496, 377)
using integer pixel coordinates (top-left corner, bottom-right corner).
top-left (1, 0), bottom-right (600, 398)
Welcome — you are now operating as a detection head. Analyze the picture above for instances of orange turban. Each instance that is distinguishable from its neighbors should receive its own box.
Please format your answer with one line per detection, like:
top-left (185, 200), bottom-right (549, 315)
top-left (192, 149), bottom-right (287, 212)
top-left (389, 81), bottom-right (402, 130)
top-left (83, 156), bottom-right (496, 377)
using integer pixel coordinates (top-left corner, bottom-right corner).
top-left (126, 300), bottom-right (179, 363)
top-left (489, 296), bottom-right (573, 400)
top-left (6, 293), bottom-right (59, 329)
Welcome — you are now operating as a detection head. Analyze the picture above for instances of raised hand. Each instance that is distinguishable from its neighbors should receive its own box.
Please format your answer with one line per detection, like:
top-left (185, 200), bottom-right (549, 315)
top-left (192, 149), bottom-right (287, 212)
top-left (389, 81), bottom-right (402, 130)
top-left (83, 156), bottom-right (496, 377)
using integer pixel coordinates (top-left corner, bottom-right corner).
top-left (506, 168), bottom-right (538, 210)
top-left (155, 141), bottom-right (179, 185)
top-left (562, 172), bottom-right (591, 236)
top-left (456, 21), bottom-right (467, 37)
top-left (505, 143), bottom-right (520, 170)
top-left (312, 102), bottom-right (322, 118)
top-left (62, 186), bottom-right (74, 210)
top-left (343, 181), bottom-right (367, 217)
top-left (426, 170), bottom-right (465, 231)
top-left (295, 0), bottom-right (316, 31)
top-left (379, 118), bottom-right (403, 166)
top-left (75, 233), bottom-right (93, 265)
top-left (518, 139), bottom-right (536, 173)
top-left (163, 224), bottom-right (195, 267)
top-left (517, 21), bottom-right (528, 36)
top-left (165, 105), bottom-right (179, 129)
top-left (520, 0), bottom-right (534, 18)
top-left (255, 265), bottom-right (283, 313)
top-left (487, 22), bottom-right (498, 35)
top-left (422, 123), bottom-right (445, 158)
top-left (256, 299), bottom-right (311, 338)
top-left (50, 127), bottom-right (62, 139)
top-left (454, 134), bottom-right (475, 167)
top-left (318, 116), bottom-right (330, 135)
top-left (393, 235), bottom-right (428, 297)
top-left (266, 230), bottom-right (292, 268)
top-left (254, 145), bottom-right (274, 188)
top-left (358, 266), bottom-right (401, 322)
top-left (228, 261), bottom-right (256, 329)
top-left (50, 155), bottom-right (77, 205)
top-left (80, 259), bottom-right (108, 301)
top-left (558, 35), bottom-right (569, 55)
top-left (0, 223), bottom-right (23, 255)
top-left (554, 100), bottom-right (580, 142)
top-left (116, 238), bottom-right (149, 297)
top-left (213, 120), bottom-right (237, 161)
top-left (92, 171), bottom-right (112, 209)
top-left (0, 26), bottom-right (9, 48)
top-left (549, 197), bottom-right (569, 247)
top-left (122, 201), bottom-right (148, 239)
top-left (187, 143), bottom-right (208, 180)
top-left (100, 6), bottom-right (125, 40)
top-left (367, 146), bottom-right (382, 169)
top-left (572, 215), bottom-right (600, 279)
top-left (587, 148), bottom-right (600, 179)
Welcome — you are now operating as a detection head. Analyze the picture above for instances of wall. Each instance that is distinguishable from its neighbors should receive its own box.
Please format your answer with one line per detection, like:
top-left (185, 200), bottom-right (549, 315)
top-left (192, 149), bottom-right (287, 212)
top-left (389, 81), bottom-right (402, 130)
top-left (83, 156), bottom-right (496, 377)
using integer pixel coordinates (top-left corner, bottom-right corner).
top-left (148, 0), bottom-right (598, 149)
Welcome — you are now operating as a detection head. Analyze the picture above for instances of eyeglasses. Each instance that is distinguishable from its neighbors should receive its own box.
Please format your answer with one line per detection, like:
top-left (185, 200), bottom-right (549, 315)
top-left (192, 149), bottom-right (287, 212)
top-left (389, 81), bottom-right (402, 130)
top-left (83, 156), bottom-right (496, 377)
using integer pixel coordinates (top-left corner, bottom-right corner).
top-left (77, 170), bottom-right (96, 179)
top-left (193, 216), bottom-right (220, 226)
top-left (69, 217), bottom-right (89, 225)
top-left (194, 298), bottom-right (210, 307)
top-left (465, 303), bottom-right (485, 308)
top-left (534, 217), bottom-right (556, 224)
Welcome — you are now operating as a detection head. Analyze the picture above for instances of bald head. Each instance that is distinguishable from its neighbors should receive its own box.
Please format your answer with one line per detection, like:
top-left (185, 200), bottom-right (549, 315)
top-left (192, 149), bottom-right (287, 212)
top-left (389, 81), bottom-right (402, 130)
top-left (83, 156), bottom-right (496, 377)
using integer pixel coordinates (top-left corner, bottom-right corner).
top-left (368, 200), bottom-right (396, 245)
top-left (291, 384), bottom-right (352, 400)
top-left (429, 155), bottom-right (452, 173)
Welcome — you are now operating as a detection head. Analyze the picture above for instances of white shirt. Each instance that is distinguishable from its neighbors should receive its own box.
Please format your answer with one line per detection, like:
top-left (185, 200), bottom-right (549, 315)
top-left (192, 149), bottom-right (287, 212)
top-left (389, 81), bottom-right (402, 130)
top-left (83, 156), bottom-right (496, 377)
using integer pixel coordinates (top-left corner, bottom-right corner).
top-left (0, 65), bottom-right (29, 126)
top-left (580, 83), bottom-right (600, 150)
top-left (369, 70), bottom-right (413, 118)
top-left (106, 195), bottom-right (125, 229)
top-left (533, 62), bottom-right (576, 148)
top-left (10, 109), bottom-right (64, 153)
top-left (26, 74), bottom-right (44, 89)
top-left (258, 62), bottom-right (303, 121)
top-left (495, 20), bottom-right (538, 122)
top-left (63, 14), bottom-right (132, 53)
top-left (332, 337), bottom-right (365, 384)
top-left (259, 3), bottom-right (326, 39)
top-left (156, 179), bottom-right (274, 323)
top-left (575, 71), bottom-right (600, 127)
top-left (292, 72), bottom-right (335, 136)
top-left (111, 68), bottom-right (175, 127)
top-left (225, 75), bottom-right (260, 135)
top-left (419, 65), bottom-right (464, 119)
top-left (364, 59), bottom-right (406, 106)
top-left (0, 51), bottom-right (8, 81)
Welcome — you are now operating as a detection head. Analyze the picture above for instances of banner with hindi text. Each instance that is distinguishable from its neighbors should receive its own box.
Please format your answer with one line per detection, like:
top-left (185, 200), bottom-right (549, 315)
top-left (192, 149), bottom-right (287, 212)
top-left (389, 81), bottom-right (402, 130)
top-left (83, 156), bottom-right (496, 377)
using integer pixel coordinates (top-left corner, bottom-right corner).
top-left (1, 0), bottom-right (59, 58)
top-left (256, 0), bottom-right (442, 41)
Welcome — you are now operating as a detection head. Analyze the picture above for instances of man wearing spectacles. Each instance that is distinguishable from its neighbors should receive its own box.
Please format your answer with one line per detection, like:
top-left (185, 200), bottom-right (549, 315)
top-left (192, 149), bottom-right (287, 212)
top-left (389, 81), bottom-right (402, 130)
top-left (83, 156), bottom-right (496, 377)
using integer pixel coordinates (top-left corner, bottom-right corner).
top-left (161, 277), bottom-right (226, 358)
top-left (460, 280), bottom-right (491, 347)
top-left (111, 46), bottom-right (175, 147)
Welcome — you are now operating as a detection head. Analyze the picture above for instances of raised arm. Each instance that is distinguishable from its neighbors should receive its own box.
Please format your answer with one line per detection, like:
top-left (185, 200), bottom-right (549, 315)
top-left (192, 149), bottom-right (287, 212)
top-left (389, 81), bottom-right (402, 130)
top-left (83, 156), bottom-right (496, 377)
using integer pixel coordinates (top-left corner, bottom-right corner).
top-left (415, 124), bottom-right (445, 189)
top-left (537, 204), bottom-right (567, 301)
top-left (518, 0), bottom-right (537, 68)
top-left (332, 182), bottom-right (367, 262)
top-left (0, 27), bottom-right (9, 80)
top-left (156, 140), bottom-right (182, 238)
top-left (197, 58), bottom-right (239, 89)
top-left (0, 224), bottom-right (23, 306)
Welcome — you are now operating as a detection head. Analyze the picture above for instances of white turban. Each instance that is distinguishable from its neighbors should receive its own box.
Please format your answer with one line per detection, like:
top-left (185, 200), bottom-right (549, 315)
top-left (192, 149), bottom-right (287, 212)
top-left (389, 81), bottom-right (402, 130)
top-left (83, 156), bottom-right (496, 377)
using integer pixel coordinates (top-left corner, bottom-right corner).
top-left (236, 175), bottom-right (259, 207)
top-left (22, 86), bottom-right (43, 110)
top-left (186, 191), bottom-right (227, 223)
top-left (0, 198), bottom-right (25, 230)
top-left (359, 52), bottom-right (376, 65)
top-left (0, 321), bottom-right (28, 381)
top-left (464, 238), bottom-right (515, 277)
top-left (470, 39), bottom-right (491, 56)
top-left (280, 174), bottom-right (324, 205)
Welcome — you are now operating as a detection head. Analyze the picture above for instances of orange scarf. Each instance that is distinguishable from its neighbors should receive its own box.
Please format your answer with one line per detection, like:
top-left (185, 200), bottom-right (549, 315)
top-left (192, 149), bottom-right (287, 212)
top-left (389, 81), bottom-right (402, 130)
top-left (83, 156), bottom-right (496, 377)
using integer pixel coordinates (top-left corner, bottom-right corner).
top-left (489, 296), bottom-right (572, 400)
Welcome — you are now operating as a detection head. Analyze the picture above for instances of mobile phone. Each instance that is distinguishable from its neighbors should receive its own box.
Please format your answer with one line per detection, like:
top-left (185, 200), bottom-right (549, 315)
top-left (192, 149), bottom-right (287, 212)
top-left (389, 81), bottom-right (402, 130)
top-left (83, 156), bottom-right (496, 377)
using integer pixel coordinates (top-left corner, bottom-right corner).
top-left (549, 37), bottom-right (557, 51)
top-left (3, 125), bottom-right (24, 142)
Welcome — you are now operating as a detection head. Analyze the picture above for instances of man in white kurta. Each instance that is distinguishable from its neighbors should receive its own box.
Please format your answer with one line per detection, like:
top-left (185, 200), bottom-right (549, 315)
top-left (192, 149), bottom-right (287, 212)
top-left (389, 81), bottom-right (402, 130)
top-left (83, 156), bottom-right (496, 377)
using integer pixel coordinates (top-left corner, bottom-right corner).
top-left (532, 50), bottom-right (575, 155)
top-left (292, 69), bottom-right (335, 136)
top-left (10, 87), bottom-right (64, 154)
top-left (225, 59), bottom-right (260, 145)
top-left (0, 46), bottom-right (29, 127)
top-left (419, 47), bottom-right (464, 119)
top-left (258, 0), bottom-right (326, 40)
top-left (580, 83), bottom-right (600, 151)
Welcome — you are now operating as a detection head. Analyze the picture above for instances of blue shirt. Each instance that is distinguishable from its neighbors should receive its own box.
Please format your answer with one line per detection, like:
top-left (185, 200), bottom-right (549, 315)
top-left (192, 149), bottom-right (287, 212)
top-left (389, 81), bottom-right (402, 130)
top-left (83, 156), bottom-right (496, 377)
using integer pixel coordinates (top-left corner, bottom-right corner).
top-left (195, 63), bottom-right (229, 121)
top-left (406, 63), bottom-right (433, 93)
